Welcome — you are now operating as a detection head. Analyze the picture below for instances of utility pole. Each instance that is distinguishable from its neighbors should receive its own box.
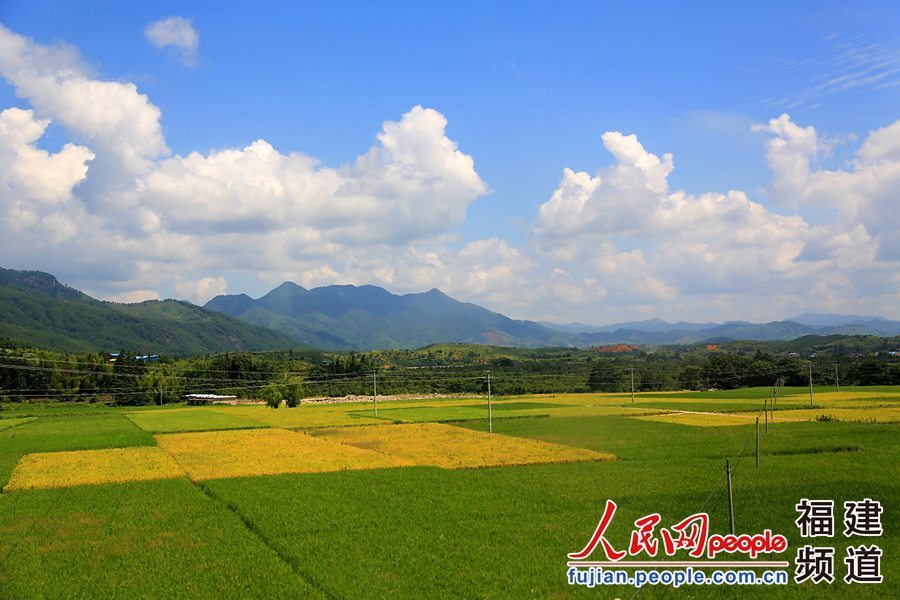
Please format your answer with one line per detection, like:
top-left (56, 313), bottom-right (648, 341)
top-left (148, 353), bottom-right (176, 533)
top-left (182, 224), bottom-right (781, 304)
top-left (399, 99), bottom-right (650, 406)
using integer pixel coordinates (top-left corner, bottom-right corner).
top-left (774, 379), bottom-right (779, 412)
top-left (630, 365), bottom-right (635, 403)
top-left (726, 458), bottom-right (735, 535)
top-left (373, 370), bottom-right (377, 417)
top-left (756, 417), bottom-right (760, 468)
top-left (487, 371), bottom-right (493, 434)
top-left (808, 361), bottom-right (814, 407)
top-left (159, 385), bottom-right (163, 407)
top-left (834, 363), bottom-right (840, 392)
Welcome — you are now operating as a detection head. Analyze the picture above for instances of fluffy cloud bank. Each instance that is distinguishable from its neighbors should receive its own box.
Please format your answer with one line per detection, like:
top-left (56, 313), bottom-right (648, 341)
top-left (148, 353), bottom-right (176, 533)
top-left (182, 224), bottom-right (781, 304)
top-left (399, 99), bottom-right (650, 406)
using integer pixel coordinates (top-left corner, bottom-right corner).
top-left (0, 23), bottom-right (898, 322)
top-left (0, 26), bottom-right (494, 305)
top-left (530, 115), bottom-right (900, 321)
top-left (143, 106), bottom-right (486, 242)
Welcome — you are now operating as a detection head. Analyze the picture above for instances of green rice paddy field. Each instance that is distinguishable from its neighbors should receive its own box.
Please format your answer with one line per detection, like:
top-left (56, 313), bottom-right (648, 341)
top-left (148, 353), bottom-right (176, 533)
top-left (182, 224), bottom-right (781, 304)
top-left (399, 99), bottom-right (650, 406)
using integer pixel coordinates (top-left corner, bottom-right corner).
top-left (0, 386), bottom-right (897, 598)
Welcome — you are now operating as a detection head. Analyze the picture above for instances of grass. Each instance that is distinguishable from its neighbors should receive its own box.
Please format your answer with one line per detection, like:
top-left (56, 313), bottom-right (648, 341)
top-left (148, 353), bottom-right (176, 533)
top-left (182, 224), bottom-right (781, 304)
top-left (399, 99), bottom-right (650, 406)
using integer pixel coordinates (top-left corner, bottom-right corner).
top-left (458, 413), bottom-right (900, 466)
top-left (541, 404), bottom-right (669, 417)
top-left (204, 415), bottom-right (899, 598)
top-left (506, 392), bottom-right (639, 406)
top-left (312, 422), bottom-right (615, 469)
top-left (1, 389), bottom-right (898, 597)
top-left (628, 386), bottom-right (825, 400)
top-left (126, 408), bottom-right (268, 433)
top-left (155, 428), bottom-right (413, 480)
top-left (0, 417), bottom-right (35, 431)
top-left (207, 466), bottom-right (600, 598)
top-left (5, 447), bottom-right (184, 490)
top-left (0, 479), bottom-right (324, 598)
top-left (476, 401), bottom-right (577, 410)
top-left (0, 401), bottom-right (183, 418)
top-left (770, 445), bottom-right (861, 456)
top-left (354, 405), bottom-right (511, 422)
top-left (0, 414), bottom-right (155, 487)
top-left (206, 404), bottom-right (385, 428)
top-left (630, 400), bottom-right (811, 412)
top-left (350, 402), bottom-right (598, 423)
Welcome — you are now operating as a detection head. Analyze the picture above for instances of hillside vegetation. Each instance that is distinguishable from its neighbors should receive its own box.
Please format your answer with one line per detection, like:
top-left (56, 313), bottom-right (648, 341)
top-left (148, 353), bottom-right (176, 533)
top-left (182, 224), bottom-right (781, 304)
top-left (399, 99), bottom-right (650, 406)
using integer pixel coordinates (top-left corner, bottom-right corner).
top-left (0, 268), bottom-right (296, 355)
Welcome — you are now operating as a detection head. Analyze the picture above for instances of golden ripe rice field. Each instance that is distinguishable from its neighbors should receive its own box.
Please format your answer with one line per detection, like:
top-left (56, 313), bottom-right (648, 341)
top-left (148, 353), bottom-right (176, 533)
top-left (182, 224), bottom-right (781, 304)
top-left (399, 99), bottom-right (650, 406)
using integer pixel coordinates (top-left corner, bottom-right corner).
top-left (312, 422), bottom-right (615, 468)
top-left (5, 446), bottom-right (184, 491)
top-left (772, 406), bottom-right (900, 423)
top-left (632, 412), bottom-right (769, 427)
top-left (155, 427), bottom-right (414, 480)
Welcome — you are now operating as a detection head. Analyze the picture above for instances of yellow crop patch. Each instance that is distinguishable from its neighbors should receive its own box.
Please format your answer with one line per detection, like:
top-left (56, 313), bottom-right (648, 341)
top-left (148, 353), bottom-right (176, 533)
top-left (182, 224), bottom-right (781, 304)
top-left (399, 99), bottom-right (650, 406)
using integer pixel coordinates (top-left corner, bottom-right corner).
top-left (313, 422), bottom-right (614, 469)
top-left (776, 407), bottom-right (900, 423)
top-left (806, 391), bottom-right (900, 402)
top-left (155, 428), bottom-right (413, 480)
top-left (633, 412), bottom-right (766, 427)
top-left (5, 447), bottom-right (185, 491)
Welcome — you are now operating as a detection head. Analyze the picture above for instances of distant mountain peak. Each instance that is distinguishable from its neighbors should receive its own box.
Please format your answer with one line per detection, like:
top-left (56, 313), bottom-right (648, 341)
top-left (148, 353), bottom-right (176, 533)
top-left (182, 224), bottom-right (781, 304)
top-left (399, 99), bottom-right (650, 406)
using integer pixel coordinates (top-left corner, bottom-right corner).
top-left (272, 281), bottom-right (307, 293)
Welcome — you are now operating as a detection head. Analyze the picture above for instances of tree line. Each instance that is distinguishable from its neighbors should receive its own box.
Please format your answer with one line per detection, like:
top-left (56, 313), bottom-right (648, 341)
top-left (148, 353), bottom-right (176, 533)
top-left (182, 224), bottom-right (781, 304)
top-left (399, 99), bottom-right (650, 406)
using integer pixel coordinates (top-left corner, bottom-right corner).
top-left (1, 339), bottom-right (899, 406)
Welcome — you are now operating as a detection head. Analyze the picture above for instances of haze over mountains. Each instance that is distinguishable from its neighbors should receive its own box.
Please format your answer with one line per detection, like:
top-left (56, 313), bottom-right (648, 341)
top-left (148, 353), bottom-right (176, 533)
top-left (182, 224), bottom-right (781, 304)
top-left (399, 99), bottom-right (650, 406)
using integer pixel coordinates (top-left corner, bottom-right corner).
top-left (541, 316), bottom-right (900, 345)
top-left (2, 267), bottom-right (900, 354)
top-left (204, 281), bottom-right (900, 349)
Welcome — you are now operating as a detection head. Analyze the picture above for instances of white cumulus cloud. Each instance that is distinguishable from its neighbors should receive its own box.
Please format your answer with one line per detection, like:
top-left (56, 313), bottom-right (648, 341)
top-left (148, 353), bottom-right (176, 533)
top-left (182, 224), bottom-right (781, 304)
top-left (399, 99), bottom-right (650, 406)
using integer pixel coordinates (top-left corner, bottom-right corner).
top-left (530, 118), bottom-right (900, 321)
top-left (141, 106), bottom-right (486, 244)
top-left (756, 114), bottom-right (900, 260)
top-left (145, 17), bottom-right (199, 66)
top-left (0, 24), bottom-right (168, 182)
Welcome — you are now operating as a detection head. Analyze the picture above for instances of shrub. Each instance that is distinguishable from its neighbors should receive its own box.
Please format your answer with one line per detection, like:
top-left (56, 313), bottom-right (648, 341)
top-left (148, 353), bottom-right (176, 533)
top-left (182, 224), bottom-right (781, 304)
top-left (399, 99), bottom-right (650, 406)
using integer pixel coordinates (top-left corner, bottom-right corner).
top-left (259, 384), bottom-right (282, 409)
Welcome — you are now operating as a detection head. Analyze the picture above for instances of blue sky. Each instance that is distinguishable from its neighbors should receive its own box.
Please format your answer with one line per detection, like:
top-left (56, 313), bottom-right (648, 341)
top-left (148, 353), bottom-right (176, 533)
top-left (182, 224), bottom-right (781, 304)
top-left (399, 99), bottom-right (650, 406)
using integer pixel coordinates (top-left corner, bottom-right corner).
top-left (0, 1), bottom-right (898, 323)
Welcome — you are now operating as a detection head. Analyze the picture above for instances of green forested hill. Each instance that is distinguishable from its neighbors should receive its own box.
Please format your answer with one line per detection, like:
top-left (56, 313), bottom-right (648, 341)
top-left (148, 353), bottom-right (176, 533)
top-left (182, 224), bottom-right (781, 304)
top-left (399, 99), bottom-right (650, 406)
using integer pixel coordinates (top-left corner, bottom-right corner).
top-left (0, 268), bottom-right (297, 355)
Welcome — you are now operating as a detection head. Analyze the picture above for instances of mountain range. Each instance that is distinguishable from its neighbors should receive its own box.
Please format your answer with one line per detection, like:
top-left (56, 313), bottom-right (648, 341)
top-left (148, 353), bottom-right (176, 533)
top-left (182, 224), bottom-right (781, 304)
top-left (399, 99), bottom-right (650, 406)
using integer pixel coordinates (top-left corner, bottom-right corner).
top-left (0, 268), bottom-right (296, 355)
top-left (2, 266), bottom-right (900, 354)
top-left (204, 282), bottom-right (900, 349)
top-left (204, 282), bottom-right (571, 349)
